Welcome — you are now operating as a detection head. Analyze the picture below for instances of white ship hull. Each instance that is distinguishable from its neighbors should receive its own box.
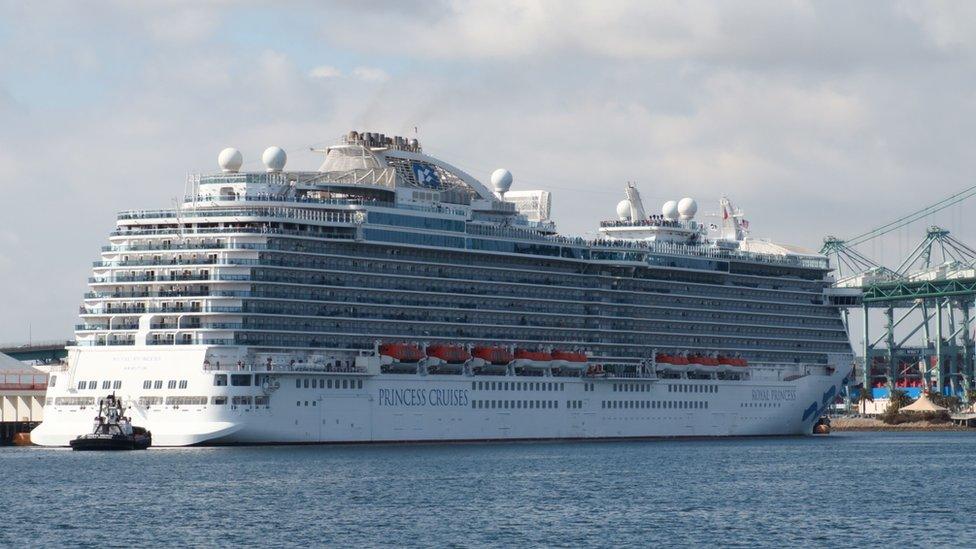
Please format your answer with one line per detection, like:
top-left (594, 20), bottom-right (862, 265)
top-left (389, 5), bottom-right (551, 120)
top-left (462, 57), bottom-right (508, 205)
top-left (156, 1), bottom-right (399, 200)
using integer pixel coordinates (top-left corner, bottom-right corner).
top-left (32, 347), bottom-right (850, 447)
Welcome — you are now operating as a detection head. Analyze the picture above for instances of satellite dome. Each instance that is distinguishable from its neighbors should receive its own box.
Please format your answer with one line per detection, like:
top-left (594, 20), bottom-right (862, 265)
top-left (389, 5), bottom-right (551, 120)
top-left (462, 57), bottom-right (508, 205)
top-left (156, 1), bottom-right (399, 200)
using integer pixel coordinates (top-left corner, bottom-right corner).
top-left (218, 148), bottom-right (243, 173)
top-left (262, 146), bottom-right (287, 173)
top-left (616, 199), bottom-right (633, 221)
top-left (662, 200), bottom-right (679, 220)
top-left (490, 168), bottom-right (513, 195)
top-left (677, 197), bottom-right (698, 220)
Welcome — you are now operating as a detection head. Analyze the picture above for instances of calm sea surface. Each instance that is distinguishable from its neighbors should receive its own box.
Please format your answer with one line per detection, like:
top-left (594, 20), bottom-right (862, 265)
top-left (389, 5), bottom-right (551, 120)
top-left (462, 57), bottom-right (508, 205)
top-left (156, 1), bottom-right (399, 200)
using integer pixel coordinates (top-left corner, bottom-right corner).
top-left (3, 432), bottom-right (975, 547)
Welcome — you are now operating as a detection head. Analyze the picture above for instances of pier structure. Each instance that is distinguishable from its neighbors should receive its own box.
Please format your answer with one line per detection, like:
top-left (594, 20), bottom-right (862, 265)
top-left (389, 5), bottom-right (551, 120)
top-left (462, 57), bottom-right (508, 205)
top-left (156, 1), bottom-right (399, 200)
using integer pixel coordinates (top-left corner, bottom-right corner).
top-left (0, 353), bottom-right (46, 444)
top-left (825, 222), bottom-right (976, 402)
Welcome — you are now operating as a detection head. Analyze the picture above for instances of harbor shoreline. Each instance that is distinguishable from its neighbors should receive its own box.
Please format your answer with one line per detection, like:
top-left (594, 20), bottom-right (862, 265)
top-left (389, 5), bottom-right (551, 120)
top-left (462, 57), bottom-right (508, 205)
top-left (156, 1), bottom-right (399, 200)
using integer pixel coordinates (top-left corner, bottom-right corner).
top-left (831, 417), bottom-right (973, 432)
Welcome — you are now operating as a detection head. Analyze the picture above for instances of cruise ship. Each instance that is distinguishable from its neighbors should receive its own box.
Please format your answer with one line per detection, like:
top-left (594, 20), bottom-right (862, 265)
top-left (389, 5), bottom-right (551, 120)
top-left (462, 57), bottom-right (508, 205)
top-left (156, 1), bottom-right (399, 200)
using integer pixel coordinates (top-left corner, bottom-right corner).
top-left (33, 131), bottom-right (853, 446)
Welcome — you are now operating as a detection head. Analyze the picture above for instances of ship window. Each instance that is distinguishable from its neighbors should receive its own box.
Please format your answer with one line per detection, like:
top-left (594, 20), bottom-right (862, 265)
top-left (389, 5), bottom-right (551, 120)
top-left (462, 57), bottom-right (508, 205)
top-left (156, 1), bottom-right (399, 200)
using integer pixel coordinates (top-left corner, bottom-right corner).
top-left (304, 379), bottom-right (310, 388)
top-left (342, 379), bottom-right (348, 389)
top-left (88, 381), bottom-right (97, 390)
top-left (179, 380), bottom-right (188, 389)
top-left (49, 375), bottom-right (57, 388)
top-left (296, 379), bottom-right (301, 388)
top-left (154, 380), bottom-right (163, 389)
top-left (167, 380), bottom-right (177, 389)
top-left (255, 396), bottom-right (269, 406)
top-left (113, 381), bottom-right (121, 389)
top-left (328, 380), bottom-right (333, 389)
top-left (357, 380), bottom-right (363, 389)
top-left (212, 396), bottom-right (227, 405)
top-left (213, 374), bottom-right (227, 386)
top-left (230, 374), bottom-right (252, 386)
top-left (78, 381), bottom-right (86, 390)
top-left (472, 382), bottom-right (476, 390)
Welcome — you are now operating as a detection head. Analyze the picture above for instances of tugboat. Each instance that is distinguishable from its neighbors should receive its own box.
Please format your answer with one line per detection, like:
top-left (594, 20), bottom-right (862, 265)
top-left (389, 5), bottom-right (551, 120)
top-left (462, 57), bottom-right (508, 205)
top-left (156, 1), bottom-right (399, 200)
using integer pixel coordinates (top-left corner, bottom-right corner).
top-left (69, 393), bottom-right (151, 451)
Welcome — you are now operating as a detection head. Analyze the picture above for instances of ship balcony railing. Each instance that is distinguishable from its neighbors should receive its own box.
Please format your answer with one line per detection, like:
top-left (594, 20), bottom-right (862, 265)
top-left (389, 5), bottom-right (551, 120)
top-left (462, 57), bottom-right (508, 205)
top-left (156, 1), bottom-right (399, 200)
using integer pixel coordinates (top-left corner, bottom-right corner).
top-left (206, 362), bottom-right (368, 375)
top-left (109, 227), bottom-right (357, 239)
top-left (89, 274), bottom-right (251, 283)
top-left (101, 243), bottom-right (268, 253)
top-left (85, 290), bottom-right (247, 299)
top-left (116, 207), bottom-right (359, 224)
top-left (74, 324), bottom-right (139, 331)
top-left (76, 340), bottom-right (136, 347)
top-left (94, 258), bottom-right (261, 268)
top-left (148, 323), bottom-right (242, 330)
top-left (146, 338), bottom-right (235, 346)
top-left (185, 194), bottom-right (390, 207)
top-left (86, 306), bottom-right (243, 315)
top-left (94, 258), bottom-right (219, 267)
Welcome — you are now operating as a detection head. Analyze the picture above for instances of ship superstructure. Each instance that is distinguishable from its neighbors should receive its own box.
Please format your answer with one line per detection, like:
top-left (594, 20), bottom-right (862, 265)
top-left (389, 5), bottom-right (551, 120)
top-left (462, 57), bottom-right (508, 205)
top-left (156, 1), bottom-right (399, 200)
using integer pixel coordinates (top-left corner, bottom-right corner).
top-left (34, 131), bottom-right (853, 445)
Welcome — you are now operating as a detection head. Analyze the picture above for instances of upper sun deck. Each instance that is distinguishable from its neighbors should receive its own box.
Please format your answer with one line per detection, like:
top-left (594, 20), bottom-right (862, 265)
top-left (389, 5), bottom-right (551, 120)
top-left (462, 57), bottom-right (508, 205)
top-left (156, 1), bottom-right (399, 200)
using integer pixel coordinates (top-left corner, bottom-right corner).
top-left (108, 132), bottom-right (828, 271)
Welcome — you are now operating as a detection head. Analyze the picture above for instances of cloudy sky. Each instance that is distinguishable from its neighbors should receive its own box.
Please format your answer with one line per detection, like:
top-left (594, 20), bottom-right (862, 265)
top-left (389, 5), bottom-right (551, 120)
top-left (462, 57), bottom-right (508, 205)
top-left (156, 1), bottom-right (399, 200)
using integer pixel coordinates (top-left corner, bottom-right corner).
top-left (2, 0), bottom-right (976, 342)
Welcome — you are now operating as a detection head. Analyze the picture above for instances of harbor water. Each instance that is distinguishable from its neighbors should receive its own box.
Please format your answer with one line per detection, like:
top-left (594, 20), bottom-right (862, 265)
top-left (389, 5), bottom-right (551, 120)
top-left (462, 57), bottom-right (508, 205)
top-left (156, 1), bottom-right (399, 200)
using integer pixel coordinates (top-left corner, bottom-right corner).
top-left (4, 432), bottom-right (975, 547)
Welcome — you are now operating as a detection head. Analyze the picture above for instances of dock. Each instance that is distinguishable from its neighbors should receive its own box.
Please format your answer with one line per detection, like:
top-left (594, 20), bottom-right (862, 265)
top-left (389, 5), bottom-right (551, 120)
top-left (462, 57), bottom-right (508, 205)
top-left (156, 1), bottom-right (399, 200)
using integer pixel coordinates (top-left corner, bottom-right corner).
top-left (0, 352), bottom-right (47, 444)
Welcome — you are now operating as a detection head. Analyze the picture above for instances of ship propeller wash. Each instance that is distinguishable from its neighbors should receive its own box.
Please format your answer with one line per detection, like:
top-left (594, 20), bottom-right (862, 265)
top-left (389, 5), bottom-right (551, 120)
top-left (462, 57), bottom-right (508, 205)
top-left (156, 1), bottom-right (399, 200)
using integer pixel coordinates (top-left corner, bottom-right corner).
top-left (33, 131), bottom-right (853, 446)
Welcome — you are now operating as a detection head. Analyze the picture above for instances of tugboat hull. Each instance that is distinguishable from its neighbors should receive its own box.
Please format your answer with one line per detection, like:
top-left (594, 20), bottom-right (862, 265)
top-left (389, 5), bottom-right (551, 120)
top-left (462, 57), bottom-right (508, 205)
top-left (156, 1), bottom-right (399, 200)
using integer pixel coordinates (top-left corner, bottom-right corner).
top-left (70, 434), bottom-right (151, 451)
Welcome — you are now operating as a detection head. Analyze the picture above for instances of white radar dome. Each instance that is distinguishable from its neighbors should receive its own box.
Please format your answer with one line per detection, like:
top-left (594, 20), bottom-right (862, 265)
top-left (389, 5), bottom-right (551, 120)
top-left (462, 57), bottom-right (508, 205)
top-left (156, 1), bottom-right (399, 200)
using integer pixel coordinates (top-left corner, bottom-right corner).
top-left (662, 200), bottom-right (679, 220)
top-left (262, 146), bottom-right (287, 172)
top-left (677, 197), bottom-right (698, 220)
top-left (616, 199), bottom-right (633, 221)
top-left (218, 147), bottom-right (243, 173)
top-left (491, 168), bottom-right (513, 195)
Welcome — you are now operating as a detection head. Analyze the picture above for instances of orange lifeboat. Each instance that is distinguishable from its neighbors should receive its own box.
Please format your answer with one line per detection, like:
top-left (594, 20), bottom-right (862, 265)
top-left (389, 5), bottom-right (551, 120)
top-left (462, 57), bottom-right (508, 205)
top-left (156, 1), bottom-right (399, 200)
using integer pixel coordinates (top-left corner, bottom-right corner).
top-left (515, 349), bottom-right (552, 362)
top-left (472, 346), bottom-right (514, 365)
top-left (551, 350), bottom-right (587, 363)
top-left (730, 357), bottom-right (748, 367)
top-left (688, 354), bottom-right (706, 366)
top-left (717, 355), bottom-right (735, 366)
top-left (378, 342), bottom-right (424, 362)
top-left (427, 344), bottom-right (471, 364)
top-left (671, 354), bottom-right (690, 366)
top-left (699, 356), bottom-right (719, 367)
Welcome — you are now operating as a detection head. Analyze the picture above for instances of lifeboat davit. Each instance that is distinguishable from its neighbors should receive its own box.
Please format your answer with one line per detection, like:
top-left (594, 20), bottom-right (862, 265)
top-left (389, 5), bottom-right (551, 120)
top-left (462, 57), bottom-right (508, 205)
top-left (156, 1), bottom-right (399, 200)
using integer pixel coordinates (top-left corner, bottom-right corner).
top-left (378, 342), bottom-right (424, 363)
top-left (514, 348), bottom-right (552, 369)
top-left (426, 344), bottom-right (471, 364)
top-left (472, 346), bottom-right (514, 365)
top-left (551, 350), bottom-right (587, 370)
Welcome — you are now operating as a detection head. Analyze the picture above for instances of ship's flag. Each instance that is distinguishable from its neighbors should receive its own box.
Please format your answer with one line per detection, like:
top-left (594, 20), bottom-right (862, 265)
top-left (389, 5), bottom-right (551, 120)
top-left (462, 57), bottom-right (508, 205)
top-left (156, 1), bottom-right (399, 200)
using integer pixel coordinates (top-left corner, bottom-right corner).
top-left (722, 205), bottom-right (728, 220)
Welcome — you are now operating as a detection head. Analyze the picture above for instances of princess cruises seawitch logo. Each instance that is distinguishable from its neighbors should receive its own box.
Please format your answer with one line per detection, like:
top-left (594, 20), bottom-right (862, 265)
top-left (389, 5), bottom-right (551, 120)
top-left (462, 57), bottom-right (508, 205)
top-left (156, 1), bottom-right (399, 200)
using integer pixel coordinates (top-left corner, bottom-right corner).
top-left (411, 162), bottom-right (441, 189)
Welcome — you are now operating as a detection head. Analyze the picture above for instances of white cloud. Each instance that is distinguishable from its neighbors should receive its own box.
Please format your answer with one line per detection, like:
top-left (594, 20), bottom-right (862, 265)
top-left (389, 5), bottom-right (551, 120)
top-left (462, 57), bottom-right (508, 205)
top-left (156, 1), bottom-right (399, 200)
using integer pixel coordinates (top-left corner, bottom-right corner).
top-left (352, 66), bottom-right (390, 82)
top-left (308, 65), bottom-right (342, 79)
